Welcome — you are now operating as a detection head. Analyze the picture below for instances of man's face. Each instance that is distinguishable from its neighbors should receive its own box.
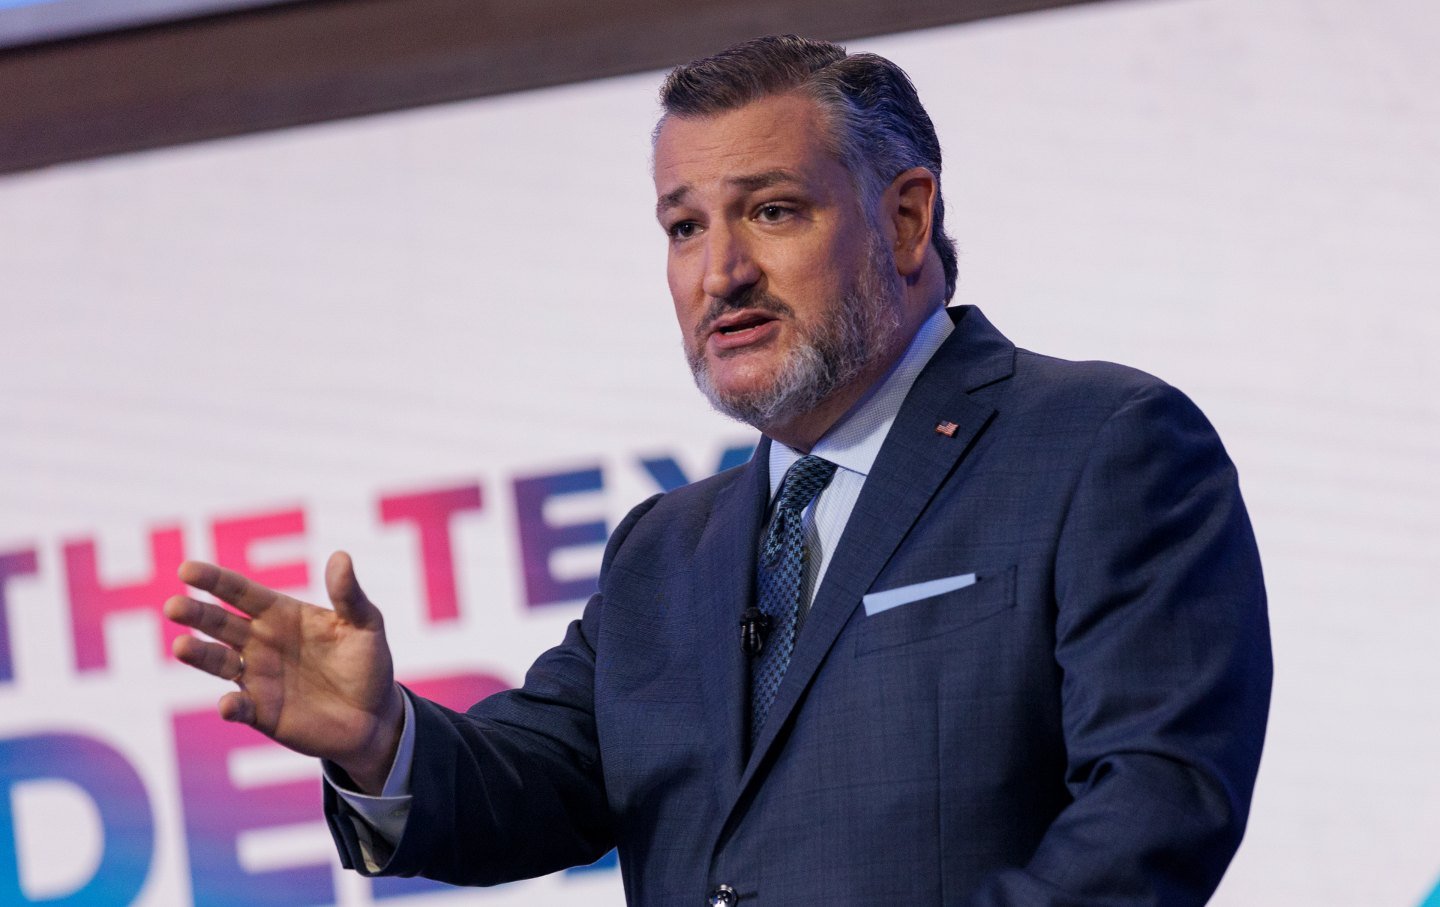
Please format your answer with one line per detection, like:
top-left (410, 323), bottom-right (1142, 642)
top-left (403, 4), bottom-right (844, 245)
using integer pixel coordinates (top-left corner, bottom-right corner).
top-left (652, 92), bottom-right (903, 432)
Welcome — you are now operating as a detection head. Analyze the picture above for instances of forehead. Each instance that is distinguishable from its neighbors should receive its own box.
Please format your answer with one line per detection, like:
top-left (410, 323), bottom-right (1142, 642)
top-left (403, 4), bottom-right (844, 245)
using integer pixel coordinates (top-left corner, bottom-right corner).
top-left (652, 93), bottom-right (844, 198)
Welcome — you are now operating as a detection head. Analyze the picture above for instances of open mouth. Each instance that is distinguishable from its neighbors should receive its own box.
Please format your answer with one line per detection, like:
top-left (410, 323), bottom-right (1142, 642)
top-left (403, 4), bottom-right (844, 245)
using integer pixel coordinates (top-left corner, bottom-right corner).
top-left (718, 316), bottom-right (771, 335)
top-left (710, 311), bottom-right (776, 337)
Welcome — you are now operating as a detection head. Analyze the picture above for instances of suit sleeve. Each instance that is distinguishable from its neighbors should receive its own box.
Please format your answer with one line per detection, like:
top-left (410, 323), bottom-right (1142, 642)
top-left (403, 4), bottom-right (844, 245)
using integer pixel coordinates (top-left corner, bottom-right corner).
top-left (324, 493), bottom-right (665, 887)
top-left (971, 381), bottom-right (1272, 905)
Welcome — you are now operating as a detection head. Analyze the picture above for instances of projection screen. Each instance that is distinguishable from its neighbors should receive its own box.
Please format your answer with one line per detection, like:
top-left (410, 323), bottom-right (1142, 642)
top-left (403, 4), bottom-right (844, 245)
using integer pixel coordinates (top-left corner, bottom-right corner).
top-left (1, 0), bottom-right (1437, 904)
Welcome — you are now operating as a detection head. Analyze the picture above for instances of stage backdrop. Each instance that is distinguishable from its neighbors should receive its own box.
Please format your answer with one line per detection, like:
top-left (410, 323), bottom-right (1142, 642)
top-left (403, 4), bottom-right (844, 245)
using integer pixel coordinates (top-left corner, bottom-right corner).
top-left (2, 0), bottom-right (1437, 904)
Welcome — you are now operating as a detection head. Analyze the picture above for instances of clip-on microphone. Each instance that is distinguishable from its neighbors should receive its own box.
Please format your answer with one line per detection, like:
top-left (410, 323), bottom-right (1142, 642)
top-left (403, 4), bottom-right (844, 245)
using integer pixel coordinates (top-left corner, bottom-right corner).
top-left (740, 607), bottom-right (770, 657)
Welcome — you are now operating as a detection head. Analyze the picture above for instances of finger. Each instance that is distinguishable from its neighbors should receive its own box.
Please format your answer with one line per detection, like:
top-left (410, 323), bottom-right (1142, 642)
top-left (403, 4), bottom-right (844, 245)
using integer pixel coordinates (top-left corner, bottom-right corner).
top-left (218, 691), bottom-right (255, 725)
top-left (164, 595), bottom-right (251, 648)
top-left (178, 560), bottom-right (276, 618)
top-left (173, 635), bottom-right (245, 681)
top-left (325, 551), bottom-right (383, 630)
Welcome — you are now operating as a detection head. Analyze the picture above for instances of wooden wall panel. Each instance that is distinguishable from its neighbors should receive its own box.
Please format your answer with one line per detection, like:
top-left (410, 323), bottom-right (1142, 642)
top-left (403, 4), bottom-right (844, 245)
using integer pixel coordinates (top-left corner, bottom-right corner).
top-left (0, 0), bottom-right (1108, 175)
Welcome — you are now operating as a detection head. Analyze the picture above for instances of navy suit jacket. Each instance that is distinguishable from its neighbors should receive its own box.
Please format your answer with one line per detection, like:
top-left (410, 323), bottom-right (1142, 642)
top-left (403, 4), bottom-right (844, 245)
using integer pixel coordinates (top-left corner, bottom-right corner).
top-left (327, 306), bottom-right (1272, 905)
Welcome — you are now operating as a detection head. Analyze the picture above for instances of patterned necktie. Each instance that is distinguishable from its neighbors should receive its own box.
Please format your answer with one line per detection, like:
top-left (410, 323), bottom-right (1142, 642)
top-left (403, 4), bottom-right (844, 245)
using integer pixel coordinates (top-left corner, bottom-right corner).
top-left (749, 454), bottom-right (838, 743)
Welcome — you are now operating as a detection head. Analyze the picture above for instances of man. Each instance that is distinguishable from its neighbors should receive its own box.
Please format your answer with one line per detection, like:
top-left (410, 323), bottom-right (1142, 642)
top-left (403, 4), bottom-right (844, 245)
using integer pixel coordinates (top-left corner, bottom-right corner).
top-left (166, 35), bottom-right (1271, 905)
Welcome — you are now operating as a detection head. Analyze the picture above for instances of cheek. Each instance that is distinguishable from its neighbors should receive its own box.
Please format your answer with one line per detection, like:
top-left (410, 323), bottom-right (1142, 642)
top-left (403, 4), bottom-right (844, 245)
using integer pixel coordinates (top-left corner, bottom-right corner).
top-left (666, 271), bottom-right (688, 321)
top-left (666, 249), bottom-right (691, 300)
top-left (667, 256), bottom-right (704, 333)
top-left (766, 240), bottom-right (845, 300)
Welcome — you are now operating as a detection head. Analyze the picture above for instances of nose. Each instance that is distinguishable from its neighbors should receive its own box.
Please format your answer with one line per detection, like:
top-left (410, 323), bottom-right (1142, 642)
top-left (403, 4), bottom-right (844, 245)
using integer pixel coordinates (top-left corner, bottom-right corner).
top-left (700, 223), bottom-right (760, 301)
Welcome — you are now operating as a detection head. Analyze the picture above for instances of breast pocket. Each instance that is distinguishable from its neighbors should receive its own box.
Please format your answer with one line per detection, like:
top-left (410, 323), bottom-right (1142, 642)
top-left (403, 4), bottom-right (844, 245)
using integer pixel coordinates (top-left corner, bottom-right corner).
top-left (854, 565), bottom-right (1017, 656)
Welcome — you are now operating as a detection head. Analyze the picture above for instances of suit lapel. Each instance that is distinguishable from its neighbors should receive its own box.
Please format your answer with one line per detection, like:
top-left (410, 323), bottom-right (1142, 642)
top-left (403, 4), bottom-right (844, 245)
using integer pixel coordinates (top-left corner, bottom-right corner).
top-left (694, 437), bottom-right (772, 806)
top-left (733, 305), bottom-right (1016, 797)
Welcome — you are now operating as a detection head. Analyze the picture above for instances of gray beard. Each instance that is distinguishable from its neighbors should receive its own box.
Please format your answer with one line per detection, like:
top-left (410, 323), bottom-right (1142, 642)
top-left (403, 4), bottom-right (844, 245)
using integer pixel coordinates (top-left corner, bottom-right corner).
top-left (686, 234), bottom-right (903, 432)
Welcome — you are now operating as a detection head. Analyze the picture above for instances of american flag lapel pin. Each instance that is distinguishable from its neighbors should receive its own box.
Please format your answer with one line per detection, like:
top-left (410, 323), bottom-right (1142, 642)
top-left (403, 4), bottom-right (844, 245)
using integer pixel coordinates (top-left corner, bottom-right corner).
top-left (935, 420), bottom-right (959, 437)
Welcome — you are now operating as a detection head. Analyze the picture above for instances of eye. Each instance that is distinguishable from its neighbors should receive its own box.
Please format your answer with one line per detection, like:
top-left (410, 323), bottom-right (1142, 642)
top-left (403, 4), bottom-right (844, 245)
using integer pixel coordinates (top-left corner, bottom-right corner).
top-left (755, 204), bottom-right (793, 224)
top-left (667, 220), bottom-right (701, 241)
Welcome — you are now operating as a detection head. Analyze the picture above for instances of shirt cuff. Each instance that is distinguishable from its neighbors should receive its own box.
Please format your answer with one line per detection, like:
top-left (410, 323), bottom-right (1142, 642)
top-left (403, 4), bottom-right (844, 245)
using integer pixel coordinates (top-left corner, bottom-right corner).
top-left (323, 690), bottom-right (416, 869)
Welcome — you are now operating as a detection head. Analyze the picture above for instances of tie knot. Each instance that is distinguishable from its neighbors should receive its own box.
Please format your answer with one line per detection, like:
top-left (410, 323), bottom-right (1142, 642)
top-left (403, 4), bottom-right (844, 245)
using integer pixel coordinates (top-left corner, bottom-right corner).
top-left (775, 454), bottom-right (837, 515)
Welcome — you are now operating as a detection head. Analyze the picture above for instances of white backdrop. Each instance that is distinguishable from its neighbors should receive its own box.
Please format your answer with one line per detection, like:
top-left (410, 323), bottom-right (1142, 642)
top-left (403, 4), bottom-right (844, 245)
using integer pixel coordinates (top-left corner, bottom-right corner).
top-left (1, 0), bottom-right (1437, 904)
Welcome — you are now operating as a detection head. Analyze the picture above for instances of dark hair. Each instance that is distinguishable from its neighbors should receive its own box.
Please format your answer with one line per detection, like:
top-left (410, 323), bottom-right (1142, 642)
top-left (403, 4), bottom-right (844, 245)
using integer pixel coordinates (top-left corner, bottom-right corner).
top-left (659, 35), bottom-right (959, 301)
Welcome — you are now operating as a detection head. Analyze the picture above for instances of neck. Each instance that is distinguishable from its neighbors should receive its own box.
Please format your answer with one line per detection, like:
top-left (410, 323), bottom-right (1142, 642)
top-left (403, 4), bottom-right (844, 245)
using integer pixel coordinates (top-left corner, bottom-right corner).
top-left (762, 382), bottom-right (872, 453)
top-left (763, 299), bottom-right (941, 452)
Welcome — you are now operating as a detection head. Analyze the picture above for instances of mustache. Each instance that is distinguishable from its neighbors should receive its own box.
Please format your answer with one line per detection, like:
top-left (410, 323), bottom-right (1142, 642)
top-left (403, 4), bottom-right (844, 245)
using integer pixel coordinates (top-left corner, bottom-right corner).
top-left (695, 287), bottom-right (794, 343)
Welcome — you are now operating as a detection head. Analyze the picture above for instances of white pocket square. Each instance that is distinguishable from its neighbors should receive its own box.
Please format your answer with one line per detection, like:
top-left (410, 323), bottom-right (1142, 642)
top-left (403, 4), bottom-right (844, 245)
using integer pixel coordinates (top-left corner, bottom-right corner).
top-left (863, 573), bottom-right (976, 616)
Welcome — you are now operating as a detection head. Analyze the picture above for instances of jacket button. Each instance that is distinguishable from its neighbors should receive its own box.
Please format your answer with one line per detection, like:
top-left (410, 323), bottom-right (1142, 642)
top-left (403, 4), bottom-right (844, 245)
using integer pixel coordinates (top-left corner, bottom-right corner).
top-left (707, 884), bottom-right (738, 905)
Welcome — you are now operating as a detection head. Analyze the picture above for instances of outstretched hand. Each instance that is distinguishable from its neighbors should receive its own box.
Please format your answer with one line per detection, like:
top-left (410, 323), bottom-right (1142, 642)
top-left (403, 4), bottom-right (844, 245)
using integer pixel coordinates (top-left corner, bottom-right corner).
top-left (164, 551), bottom-right (404, 793)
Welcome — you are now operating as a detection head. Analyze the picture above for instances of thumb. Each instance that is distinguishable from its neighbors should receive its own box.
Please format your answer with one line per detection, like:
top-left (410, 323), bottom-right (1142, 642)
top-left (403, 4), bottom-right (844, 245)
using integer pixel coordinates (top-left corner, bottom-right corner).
top-left (325, 550), bottom-right (382, 629)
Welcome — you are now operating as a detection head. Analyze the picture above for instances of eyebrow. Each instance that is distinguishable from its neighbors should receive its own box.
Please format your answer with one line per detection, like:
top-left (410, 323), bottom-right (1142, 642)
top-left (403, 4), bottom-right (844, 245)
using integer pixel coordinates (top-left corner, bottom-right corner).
top-left (654, 169), bottom-right (804, 218)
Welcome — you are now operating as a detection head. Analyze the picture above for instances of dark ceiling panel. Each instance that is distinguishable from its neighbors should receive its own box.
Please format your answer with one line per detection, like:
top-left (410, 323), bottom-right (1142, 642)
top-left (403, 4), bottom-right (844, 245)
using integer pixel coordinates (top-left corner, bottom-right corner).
top-left (0, 0), bottom-right (1112, 175)
top-left (0, 0), bottom-right (303, 50)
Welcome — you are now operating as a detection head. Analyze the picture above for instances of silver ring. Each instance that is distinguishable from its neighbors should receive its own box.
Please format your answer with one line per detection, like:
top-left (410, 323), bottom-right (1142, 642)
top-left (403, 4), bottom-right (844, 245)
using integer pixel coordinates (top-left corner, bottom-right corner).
top-left (231, 652), bottom-right (246, 684)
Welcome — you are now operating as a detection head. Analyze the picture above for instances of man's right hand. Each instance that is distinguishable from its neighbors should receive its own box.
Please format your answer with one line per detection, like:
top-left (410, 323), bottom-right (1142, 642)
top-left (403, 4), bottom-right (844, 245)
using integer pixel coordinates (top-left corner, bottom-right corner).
top-left (164, 551), bottom-right (405, 794)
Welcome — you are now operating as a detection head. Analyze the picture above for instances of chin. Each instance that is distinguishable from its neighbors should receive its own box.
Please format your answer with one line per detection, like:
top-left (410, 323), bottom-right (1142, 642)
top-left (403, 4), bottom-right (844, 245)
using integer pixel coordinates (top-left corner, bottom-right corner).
top-left (694, 348), bottom-right (836, 432)
top-left (704, 354), bottom-right (783, 397)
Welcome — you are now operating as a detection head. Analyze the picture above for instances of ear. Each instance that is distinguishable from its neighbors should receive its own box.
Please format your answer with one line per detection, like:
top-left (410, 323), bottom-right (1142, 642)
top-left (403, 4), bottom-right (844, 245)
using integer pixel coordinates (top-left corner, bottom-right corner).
top-left (881, 166), bottom-right (937, 281)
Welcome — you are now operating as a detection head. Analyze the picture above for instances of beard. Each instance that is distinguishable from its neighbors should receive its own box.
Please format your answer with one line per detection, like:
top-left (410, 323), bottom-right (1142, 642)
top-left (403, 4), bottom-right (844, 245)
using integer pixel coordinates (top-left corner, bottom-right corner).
top-left (685, 230), bottom-right (904, 432)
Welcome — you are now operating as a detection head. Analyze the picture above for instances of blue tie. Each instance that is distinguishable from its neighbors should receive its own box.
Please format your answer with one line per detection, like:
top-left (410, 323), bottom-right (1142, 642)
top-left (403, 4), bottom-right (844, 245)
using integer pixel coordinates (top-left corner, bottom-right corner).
top-left (750, 454), bottom-right (838, 744)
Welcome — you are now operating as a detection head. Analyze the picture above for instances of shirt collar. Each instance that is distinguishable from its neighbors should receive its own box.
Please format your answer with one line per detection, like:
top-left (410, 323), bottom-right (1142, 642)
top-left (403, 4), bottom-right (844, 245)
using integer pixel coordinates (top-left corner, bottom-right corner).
top-left (768, 305), bottom-right (954, 497)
